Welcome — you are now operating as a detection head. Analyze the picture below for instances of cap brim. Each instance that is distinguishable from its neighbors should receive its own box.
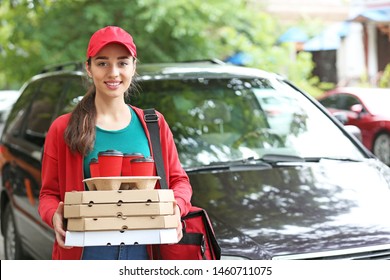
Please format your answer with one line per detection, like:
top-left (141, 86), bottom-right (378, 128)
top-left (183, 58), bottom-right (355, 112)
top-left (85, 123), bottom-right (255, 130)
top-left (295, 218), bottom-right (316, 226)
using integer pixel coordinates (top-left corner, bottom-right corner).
top-left (88, 41), bottom-right (136, 58)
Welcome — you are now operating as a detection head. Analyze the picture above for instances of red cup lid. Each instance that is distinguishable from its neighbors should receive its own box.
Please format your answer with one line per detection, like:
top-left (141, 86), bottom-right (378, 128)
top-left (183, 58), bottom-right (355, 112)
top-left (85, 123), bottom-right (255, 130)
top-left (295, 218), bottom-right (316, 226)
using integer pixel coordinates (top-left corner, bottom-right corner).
top-left (98, 150), bottom-right (123, 156)
top-left (123, 152), bottom-right (144, 157)
top-left (131, 157), bottom-right (154, 163)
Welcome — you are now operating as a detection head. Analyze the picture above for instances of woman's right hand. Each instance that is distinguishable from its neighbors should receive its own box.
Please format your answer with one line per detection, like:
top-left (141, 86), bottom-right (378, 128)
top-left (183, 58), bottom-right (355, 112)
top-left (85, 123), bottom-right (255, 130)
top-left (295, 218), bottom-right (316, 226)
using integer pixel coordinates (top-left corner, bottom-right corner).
top-left (52, 201), bottom-right (73, 249)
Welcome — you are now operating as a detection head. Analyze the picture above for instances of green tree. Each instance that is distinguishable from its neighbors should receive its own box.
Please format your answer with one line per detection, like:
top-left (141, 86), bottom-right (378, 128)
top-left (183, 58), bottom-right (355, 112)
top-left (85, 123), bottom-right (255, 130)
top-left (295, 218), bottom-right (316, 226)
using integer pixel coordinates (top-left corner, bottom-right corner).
top-left (0, 0), bottom-right (315, 91)
top-left (379, 63), bottom-right (390, 88)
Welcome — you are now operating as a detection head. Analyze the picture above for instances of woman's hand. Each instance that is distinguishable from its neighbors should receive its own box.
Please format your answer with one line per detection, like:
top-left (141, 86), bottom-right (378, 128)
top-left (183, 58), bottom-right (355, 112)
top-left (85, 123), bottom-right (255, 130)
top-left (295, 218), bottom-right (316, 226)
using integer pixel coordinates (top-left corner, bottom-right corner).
top-left (52, 201), bottom-right (73, 249)
top-left (174, 203), bottom-right (183, 242)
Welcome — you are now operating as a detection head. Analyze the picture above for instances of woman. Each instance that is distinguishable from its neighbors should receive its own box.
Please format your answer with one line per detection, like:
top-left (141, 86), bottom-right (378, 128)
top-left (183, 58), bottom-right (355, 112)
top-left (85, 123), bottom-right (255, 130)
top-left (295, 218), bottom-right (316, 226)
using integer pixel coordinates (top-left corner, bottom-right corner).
top-left (38, 26), bottom-right (192, 260)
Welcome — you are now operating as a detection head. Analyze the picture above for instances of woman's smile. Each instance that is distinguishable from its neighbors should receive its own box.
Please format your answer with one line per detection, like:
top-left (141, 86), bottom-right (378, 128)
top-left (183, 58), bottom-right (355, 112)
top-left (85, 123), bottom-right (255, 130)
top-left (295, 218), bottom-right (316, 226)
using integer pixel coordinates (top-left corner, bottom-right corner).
top-left (105, 80), bottom-right (122, 90)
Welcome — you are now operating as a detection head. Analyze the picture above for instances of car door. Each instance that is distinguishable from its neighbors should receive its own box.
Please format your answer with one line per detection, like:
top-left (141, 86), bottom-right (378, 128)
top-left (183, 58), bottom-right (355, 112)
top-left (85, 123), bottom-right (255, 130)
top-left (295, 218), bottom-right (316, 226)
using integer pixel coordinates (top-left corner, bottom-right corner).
top-left (1, 76), bottom-right (69, 259)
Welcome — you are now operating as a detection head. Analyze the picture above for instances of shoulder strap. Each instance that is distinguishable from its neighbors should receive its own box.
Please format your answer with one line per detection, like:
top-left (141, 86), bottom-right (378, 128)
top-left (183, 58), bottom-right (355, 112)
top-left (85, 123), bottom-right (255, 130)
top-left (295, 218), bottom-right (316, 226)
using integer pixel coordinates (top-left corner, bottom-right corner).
top-left (143, 108), bottom-right (169, 189)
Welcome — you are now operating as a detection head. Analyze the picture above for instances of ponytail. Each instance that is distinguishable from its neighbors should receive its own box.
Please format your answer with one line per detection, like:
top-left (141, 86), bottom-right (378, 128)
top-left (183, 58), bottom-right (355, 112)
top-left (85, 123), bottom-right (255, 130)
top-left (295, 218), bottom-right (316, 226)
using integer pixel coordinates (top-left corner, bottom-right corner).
top-left (64, 86), bottom-right (97, 155)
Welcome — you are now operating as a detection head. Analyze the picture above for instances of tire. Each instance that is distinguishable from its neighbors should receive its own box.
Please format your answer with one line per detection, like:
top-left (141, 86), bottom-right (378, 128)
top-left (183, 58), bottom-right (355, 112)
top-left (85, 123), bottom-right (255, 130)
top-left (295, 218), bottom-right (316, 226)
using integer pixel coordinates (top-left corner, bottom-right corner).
top-left (3, 203), bottom-right (25, 260)
top-left (373, 133), bottom-right (390, 166)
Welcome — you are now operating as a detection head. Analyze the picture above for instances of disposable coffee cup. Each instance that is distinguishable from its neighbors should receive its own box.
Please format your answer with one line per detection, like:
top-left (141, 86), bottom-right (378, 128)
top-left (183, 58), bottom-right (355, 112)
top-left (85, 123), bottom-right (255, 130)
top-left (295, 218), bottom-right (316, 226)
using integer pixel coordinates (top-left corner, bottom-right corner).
top-left (130, 157), bottom-right (155, 177)
top-left (121, 153), bottom-right (144, 176)
top-left (89, 158), bottom-right (100, 178)
top-left (98, 150), bottom-right (123, 177)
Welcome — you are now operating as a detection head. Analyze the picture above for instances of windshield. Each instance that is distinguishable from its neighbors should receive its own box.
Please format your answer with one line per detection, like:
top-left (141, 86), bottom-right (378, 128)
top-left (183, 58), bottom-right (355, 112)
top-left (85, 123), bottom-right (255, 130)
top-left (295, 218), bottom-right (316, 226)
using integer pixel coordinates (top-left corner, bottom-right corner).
top-left (133, 76), bottom-right (365, 168)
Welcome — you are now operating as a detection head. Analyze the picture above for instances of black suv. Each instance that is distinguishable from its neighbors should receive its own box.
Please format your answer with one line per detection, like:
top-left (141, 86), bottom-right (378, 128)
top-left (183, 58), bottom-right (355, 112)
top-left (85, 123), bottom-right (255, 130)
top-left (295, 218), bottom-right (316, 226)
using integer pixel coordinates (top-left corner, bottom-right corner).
top-left (2, 60), bottom-right (390, 260)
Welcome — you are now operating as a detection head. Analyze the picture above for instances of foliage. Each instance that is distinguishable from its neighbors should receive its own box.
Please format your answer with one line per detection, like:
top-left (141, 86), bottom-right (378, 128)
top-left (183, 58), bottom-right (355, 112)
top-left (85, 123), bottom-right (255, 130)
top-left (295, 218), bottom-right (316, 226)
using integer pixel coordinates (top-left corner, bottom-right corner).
top-left (379, 63), bottom-right (390, 88)
top-left (0, 0), bottom-right (315, 93)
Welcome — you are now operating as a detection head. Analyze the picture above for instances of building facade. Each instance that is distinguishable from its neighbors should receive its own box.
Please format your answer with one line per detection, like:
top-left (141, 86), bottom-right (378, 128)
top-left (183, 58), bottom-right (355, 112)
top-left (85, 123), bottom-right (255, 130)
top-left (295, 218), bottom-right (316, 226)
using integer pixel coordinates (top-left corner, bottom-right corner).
top-left (252, 0), bottom-right (390, 87)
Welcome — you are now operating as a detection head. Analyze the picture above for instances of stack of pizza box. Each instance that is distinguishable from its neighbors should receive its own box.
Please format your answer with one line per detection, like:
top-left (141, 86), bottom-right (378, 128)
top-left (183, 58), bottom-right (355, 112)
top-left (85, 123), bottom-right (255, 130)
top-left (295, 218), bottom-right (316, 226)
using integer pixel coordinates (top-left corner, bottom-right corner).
top-left (64, 177), bottom-right (178, 247)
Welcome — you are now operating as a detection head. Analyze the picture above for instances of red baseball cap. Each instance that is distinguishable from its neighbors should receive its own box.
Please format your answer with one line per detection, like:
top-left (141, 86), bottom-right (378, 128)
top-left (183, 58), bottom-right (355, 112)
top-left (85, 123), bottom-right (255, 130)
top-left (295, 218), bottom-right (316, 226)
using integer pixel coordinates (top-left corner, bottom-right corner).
top-left (86, 26), bottom-right (137, 58)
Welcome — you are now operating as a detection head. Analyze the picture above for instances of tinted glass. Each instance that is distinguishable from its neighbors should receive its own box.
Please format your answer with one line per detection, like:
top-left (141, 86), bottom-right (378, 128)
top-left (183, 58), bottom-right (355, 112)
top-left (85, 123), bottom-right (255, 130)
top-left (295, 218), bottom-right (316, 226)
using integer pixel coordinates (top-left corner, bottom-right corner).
top-left (132, 77), bottom-right (365, 168)
top-left (318, 95), bottom-right (339, 108)
top-left (23, 77), bottom-right (67, 147)
top-left (341, 94), bottom-right (361, 110)
top-left (58, 75), bottom-right (88, 115)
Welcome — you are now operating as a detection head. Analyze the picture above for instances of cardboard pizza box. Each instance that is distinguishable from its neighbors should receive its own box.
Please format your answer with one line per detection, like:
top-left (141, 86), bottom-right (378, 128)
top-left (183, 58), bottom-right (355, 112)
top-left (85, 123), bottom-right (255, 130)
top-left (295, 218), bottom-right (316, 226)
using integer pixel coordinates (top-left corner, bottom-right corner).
top-left (67, 215), bottom-right (178, 231)
top-left (65, 228), bottom-right (178, 247)
top-left (64, 202), bottom-right (174, 218)
top-left (64, 189), bottom-right (174, 205)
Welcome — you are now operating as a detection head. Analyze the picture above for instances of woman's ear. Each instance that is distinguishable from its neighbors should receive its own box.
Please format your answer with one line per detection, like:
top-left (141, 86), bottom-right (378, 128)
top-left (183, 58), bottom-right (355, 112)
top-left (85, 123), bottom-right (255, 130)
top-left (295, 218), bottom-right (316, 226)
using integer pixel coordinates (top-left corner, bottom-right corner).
top-left (85, 61), bottom-right (92, 78)
top-left (132, 58), bottom-right (137, 75)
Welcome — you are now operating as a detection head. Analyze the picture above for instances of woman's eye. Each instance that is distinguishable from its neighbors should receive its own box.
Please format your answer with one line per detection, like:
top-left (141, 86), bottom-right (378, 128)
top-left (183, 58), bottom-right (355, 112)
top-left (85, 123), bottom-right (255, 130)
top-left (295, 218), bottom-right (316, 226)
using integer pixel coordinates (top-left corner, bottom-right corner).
top-left (97, 62), bottom-right (107, 67)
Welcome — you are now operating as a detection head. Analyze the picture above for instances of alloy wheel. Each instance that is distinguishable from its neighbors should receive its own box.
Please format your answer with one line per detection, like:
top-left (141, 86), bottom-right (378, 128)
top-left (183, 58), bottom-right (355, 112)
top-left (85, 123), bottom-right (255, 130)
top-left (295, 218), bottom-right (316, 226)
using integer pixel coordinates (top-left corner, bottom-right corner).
top-left (4, 204), bottom-right (17, 259)
top-left (373, 133), bottom-right (390, 166)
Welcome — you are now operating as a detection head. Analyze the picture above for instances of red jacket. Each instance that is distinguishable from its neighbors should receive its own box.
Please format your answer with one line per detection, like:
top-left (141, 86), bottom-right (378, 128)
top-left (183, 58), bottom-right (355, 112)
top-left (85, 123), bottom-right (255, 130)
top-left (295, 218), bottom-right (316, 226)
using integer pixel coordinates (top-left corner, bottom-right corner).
top-left (38, 106), bottom-right (192, 260)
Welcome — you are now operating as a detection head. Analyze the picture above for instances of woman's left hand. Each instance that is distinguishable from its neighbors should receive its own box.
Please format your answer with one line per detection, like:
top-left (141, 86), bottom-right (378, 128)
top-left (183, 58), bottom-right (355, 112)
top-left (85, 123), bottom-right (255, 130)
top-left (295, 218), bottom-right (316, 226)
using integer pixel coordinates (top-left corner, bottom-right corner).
top-left (174, 204), bottom-right (183, 242)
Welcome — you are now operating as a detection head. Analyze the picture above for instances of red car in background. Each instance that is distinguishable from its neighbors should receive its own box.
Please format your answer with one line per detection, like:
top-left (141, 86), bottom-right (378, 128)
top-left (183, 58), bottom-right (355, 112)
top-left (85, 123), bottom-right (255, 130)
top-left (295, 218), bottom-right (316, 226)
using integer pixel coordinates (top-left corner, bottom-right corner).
top-left (318, 87), bottom-right (390, 165)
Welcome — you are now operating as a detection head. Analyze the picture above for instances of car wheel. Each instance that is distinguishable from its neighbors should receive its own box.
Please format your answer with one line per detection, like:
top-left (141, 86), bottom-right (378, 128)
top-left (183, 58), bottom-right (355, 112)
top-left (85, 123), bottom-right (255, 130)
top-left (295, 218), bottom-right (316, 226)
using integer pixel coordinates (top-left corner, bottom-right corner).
top-left (3, 203), bottom-right (25, 259)
top-left (373, 133), bottom-right (390, 166)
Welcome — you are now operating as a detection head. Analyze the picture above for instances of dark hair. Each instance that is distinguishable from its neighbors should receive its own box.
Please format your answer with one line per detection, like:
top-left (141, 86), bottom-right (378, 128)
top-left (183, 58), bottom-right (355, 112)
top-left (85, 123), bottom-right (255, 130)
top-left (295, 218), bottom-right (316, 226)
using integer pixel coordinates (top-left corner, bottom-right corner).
top-left (64, 58), bottom-right (139, 155)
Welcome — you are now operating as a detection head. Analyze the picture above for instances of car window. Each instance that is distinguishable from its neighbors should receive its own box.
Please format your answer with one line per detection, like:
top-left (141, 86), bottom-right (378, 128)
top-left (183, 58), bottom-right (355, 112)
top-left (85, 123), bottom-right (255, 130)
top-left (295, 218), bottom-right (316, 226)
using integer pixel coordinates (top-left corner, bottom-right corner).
top-left (132, 76), bottom-right (365, 167)
top-left (340, 94), bottom-right (361, 111)
top-left (318, 95), bottom-right (339, 108)
top-left (23, 77), bottom-right (67, 147)
top-left (58, 75), bottom-right (88, 115)
top-left (3, 80), bottom-right (41, 137)
top-left (0, 90), bottom-right (21, 122)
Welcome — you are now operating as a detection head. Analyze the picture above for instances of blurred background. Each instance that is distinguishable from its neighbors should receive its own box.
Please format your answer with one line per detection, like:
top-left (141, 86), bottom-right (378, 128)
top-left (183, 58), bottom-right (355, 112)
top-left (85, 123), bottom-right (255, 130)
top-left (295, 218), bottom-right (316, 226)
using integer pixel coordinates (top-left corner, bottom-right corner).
top-left (0, 0), bottom-right (389, 97)
top-left (0, 0), bottom-right (390, 261)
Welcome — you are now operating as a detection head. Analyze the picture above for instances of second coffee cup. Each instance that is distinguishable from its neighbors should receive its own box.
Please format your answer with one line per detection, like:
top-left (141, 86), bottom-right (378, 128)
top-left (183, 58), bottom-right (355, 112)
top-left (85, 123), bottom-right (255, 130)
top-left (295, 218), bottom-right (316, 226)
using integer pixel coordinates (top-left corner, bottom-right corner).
top-left (131, 157), bottom-right (155, 177)
top-left (121, 152), bottom-right (144, 176)
top-left (98, 150), bottom-right (123, 177)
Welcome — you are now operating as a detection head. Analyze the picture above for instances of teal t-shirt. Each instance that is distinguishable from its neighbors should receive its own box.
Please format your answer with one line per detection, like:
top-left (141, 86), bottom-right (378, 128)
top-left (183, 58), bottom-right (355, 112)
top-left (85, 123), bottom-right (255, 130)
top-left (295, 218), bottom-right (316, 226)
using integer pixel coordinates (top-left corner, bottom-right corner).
top-left (83, 106), bottom-right (150, 178)
top-left (82, 106), bottom-right (150, 260)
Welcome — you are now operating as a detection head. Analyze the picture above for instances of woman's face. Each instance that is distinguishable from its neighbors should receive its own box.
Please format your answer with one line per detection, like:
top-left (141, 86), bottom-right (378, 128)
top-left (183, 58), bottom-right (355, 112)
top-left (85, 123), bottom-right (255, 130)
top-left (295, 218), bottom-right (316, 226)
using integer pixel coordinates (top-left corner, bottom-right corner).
top-left (86, 43), bottom-right (136, 100)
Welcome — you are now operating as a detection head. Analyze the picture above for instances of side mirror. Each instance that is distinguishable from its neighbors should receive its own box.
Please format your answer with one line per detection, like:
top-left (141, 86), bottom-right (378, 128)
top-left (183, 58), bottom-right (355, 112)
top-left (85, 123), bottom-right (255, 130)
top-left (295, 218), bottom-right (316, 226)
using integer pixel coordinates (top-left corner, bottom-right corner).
top-left (350, 104), bottom-right (363, 114)
top-left (350, 104), bottom-right (364, 119)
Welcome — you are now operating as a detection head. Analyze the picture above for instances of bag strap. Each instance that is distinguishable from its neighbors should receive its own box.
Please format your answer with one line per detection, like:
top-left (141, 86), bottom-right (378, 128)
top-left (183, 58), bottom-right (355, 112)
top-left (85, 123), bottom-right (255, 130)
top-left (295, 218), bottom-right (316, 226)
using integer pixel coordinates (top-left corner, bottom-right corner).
top-left (143, 108), bottom-right (169, 190)
top-left (144, 109), bottom-right (221, 260)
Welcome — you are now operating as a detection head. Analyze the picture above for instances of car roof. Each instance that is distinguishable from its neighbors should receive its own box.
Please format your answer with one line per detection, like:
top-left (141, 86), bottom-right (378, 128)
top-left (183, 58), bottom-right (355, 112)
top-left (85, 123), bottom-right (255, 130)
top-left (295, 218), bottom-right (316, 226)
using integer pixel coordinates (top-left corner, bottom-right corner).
top-left (136, 61), bottom-right (281, 80)
top-left (30, 60), bottom-right (284, 82)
